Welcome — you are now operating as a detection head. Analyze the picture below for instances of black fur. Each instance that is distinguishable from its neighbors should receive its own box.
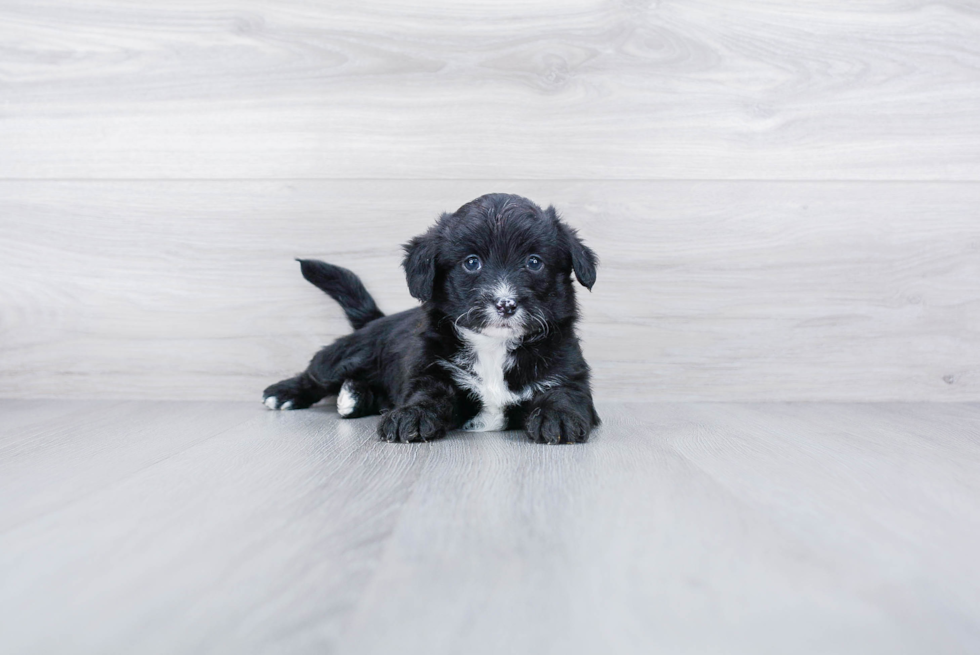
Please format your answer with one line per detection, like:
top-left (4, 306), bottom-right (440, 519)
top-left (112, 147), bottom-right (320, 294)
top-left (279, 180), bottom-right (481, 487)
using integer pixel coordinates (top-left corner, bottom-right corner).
top-left (263, 193), bottom-right (600, 444)
top-left (297, 259), bottom-right (385, 330)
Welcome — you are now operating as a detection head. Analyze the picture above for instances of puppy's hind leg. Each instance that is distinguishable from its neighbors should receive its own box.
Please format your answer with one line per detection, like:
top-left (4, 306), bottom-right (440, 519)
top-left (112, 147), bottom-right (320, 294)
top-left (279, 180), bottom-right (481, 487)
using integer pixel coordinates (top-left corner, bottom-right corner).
top-left (263, 335), bottom-right (364, 410)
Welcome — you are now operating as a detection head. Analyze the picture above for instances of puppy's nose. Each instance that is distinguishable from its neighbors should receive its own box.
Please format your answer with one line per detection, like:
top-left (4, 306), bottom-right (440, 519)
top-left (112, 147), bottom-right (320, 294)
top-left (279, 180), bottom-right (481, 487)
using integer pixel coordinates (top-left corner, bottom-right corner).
top-left (495, 297), bottom-right (518, 317)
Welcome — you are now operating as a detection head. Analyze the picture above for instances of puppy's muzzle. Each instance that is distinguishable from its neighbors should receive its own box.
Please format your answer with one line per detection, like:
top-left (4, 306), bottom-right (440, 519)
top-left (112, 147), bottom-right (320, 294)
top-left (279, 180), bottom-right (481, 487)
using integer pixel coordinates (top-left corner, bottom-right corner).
top-left (494, 297), bottom-right (518, 317)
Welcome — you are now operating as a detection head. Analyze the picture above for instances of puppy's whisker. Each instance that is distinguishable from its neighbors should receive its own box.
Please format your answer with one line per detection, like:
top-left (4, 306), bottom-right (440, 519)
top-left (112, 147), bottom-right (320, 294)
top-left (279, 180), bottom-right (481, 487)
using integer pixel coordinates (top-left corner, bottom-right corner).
top-left (535, 310), bottom-right (550, 336)
top-left (521, 309), bottom-right (549, 342)
top-left (453, 306), bottom-right (478, 332)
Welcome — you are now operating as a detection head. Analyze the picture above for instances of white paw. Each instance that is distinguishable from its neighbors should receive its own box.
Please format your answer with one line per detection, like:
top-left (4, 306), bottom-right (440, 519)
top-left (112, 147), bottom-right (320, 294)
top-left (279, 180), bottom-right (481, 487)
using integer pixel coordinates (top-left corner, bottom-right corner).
top-left (264, 396), bottom-right (296, 410)
top-left (337, 380), bottom-right (357, 417)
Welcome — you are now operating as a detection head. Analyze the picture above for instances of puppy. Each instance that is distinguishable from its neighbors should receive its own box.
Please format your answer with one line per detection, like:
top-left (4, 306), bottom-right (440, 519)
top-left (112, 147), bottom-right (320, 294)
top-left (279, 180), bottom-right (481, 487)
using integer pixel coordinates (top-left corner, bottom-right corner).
top-left (263, 193), bottom-right (600, 444)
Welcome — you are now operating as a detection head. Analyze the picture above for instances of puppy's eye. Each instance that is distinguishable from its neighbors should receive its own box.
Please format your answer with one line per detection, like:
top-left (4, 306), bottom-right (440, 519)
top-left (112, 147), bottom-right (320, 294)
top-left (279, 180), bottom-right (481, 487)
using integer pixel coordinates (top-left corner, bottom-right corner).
top-left (462, 255), bottom-right (482, 272)
top-left (526, 255), bottom-right (544, 271)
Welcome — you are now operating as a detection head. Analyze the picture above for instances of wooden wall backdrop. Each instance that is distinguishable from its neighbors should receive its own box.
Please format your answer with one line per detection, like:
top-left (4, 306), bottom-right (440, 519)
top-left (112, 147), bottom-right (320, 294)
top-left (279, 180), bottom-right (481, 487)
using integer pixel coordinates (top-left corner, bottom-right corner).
top-left (1, 1), bottom-right (978, 401)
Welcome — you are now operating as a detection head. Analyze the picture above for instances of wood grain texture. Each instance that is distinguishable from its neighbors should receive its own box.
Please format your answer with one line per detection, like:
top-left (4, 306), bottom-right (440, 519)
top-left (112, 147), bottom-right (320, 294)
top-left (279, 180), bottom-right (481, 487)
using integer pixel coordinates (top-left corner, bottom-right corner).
top-left (1, 400), bottom-right (979, 653)
top-left (0, 400), bottom-right (431, 654)
top-left (2, 0), bottom-right (980, 179)
top-left (0, 401), bottom-right (260, 531)
top-left (1, 180), bottom-right (977, 401)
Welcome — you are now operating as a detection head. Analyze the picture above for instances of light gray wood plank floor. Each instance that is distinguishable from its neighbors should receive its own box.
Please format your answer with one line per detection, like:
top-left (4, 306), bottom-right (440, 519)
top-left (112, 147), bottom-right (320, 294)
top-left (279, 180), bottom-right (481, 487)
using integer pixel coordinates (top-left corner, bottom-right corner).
top-left (2, 400), bottom-right (978, 654)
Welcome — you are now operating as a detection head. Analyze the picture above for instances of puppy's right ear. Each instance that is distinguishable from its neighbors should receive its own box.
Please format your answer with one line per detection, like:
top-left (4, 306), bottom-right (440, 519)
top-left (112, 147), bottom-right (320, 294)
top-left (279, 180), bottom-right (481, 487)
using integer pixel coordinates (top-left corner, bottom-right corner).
top-left (402, 227), bottom-right (439, 301)
top-left (549, 207), bottom-right (598, 291)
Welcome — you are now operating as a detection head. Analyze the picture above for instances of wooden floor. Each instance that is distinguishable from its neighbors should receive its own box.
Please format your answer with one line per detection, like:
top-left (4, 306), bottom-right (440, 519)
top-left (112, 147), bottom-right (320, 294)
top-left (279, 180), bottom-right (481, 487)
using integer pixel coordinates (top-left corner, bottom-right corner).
top-left (2, 400), bottom-right (978, 654)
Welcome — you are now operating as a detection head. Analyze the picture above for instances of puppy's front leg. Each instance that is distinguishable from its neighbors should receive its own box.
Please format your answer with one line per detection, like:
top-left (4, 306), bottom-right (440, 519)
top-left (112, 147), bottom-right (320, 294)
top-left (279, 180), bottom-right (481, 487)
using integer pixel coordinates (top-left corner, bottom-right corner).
top-left (524, 389), bottom-right (599, 445)
top-left (378, 376), bottom-right (458, 443)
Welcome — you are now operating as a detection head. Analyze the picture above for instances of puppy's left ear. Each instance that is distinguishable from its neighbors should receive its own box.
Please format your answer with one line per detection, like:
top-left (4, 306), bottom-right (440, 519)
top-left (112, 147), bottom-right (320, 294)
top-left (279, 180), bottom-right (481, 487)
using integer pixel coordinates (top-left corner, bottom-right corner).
top-left (402, 226), bottom-right (440, 301)
top-left (550, 206), bottom-right (598, 290)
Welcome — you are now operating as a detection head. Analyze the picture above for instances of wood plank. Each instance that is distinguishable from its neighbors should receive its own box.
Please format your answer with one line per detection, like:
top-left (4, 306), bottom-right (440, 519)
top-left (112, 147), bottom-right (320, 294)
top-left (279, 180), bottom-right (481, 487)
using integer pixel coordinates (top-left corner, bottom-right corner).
top-left (2, 1), bottom-right (979, 179)
top-left (1, 180), bottom-right (977, 401)
top-left (4, 401), bottom-right (977, 653)
top-left (0, 400), bottom-right (257, 531)
top-left (0, 402), bottom-right (430, 654)
top-left (337, 402), bottom-right (980, 654)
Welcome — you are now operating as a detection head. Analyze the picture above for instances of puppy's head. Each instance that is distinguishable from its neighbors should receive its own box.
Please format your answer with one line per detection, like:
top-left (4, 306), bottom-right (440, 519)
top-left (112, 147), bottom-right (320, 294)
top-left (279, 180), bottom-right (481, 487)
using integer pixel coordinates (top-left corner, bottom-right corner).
top-left (402, 193), bottom-right (597, 338)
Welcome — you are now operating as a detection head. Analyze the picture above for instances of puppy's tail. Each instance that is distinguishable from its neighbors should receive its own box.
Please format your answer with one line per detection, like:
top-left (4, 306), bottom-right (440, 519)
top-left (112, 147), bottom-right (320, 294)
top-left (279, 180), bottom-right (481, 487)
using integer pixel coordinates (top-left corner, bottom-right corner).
top-left (296, 259), bottom-right (385, 331)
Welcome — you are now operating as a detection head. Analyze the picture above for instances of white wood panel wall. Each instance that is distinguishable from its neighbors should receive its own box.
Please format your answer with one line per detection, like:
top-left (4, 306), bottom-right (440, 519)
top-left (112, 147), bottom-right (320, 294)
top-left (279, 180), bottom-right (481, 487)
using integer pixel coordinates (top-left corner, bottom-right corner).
top-left (1, 1), bottom-right (978, 401)
top-left (4, 0), bottom-right (980, 180)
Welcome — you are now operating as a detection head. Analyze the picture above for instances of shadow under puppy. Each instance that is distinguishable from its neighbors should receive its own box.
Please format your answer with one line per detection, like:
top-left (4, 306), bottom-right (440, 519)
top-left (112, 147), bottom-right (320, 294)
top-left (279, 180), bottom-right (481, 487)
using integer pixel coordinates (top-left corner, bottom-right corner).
top-left (263, 193), bottom-right (600, 444)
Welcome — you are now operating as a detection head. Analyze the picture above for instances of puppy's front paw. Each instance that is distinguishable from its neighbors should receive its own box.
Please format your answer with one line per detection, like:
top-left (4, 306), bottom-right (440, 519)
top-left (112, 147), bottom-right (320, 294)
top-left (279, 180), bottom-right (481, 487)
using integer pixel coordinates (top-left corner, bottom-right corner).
top-left (525, 406), bottom-right (592, 444)
top-left (378, 404), bottom-right (447, 443)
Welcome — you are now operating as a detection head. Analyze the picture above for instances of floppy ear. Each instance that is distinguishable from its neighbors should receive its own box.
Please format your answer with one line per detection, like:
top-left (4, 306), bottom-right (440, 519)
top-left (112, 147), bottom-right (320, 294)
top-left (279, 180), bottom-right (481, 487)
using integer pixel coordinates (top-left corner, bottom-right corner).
top-left (401, 227), bottom-right (440, 301)
top-left (551, 207), bottom-right (598, 290)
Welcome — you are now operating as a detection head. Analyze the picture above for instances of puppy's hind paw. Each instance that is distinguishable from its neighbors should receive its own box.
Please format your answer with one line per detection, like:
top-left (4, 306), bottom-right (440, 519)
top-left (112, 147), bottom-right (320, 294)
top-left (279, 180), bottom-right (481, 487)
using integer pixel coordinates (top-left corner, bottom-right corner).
top-left (336, 379), bottom-right (376, 418)
top-left (262, 375), bottom-right (321, 411)
top-left (263, 396), bottom-right (297, 410)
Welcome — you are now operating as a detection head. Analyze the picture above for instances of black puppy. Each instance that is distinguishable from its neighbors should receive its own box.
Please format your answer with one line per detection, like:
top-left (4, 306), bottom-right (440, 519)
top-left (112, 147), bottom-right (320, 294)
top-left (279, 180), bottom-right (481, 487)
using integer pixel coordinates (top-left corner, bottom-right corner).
top-left (263, 193), bottom-right (600, 444)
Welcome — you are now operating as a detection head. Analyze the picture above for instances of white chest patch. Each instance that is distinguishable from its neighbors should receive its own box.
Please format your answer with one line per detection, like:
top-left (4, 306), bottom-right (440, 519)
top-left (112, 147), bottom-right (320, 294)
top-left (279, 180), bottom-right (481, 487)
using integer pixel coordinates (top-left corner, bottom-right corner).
top-left (440, 327), bottom-right (525, 432)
